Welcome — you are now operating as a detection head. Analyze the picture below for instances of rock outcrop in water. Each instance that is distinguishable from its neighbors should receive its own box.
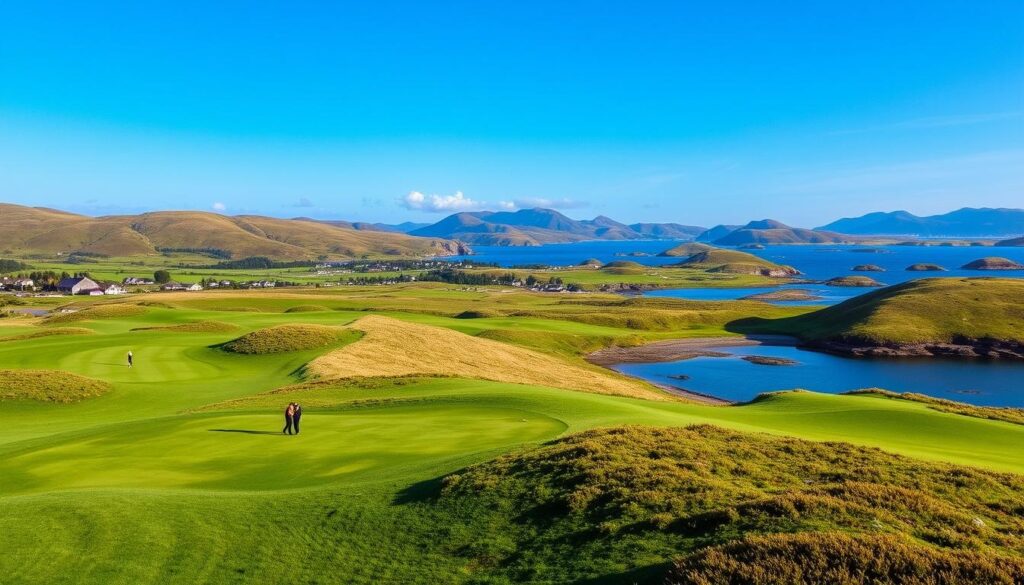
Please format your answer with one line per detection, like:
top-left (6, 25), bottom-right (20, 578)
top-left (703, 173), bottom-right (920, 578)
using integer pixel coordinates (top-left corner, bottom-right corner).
top-left (824, 276), bottom-right (884, 287)
top-left (962, 257), bottom-right (1024, 270)
top-left (906, 263), bottom-right (947, 271)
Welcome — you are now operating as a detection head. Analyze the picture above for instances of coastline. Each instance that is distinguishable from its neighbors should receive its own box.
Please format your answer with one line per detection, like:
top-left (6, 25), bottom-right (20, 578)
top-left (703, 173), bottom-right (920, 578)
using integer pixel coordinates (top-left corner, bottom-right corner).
top-left (588, 334), bottom-right (800, 405)
top-left (586, 335), bottom-right (798, 366)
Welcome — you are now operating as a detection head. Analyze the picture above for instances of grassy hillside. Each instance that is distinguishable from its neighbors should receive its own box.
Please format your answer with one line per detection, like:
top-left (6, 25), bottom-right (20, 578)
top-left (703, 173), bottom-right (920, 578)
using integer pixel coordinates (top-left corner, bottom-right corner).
top-left (676, 248), bottom-right (799, 277)
top-left (0, 203), bottom-right (465, 260)
top-left (437, 425), bottom-right (1024, 583)
top-left (738, 278), bottom-right (1024, 345)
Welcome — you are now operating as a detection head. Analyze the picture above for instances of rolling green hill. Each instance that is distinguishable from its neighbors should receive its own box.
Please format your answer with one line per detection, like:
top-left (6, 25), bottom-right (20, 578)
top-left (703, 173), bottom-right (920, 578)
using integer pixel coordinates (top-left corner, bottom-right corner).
top-left (737, 278), bottom-right (1024, 358)
top-left (439, 425), bottom-right (1024, 584)
top-left (676, 248), bottom-right (799, 277)
top-left (0, 203), bottom-right (467, 260)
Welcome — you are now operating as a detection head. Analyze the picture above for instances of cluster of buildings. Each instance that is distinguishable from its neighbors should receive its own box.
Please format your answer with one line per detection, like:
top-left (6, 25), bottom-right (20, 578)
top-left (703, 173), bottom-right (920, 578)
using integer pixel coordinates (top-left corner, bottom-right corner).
top-left (55, 277), bottom-right (127, 296)
top-left (0, 277), bottom-right (36, 292)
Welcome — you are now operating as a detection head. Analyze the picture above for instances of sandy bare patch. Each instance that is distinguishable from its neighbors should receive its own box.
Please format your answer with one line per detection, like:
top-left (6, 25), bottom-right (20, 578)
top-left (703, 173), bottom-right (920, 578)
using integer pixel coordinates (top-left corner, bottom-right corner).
top-left (307, 315), bottom-right (667, 401)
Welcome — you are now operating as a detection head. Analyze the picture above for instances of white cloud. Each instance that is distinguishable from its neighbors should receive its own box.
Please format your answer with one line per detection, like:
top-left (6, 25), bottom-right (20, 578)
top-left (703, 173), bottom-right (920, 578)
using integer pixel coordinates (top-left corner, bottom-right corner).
top-left (402, 191), bottom-right (587, 213)
top-left (293, 197), bottom-right (314, 208)
top-left (401, 190), bottom-right (489, 213)
top-left (509, 197), bottom-right (588, 210)
top-left (211, 202), bottom-right (227, 212)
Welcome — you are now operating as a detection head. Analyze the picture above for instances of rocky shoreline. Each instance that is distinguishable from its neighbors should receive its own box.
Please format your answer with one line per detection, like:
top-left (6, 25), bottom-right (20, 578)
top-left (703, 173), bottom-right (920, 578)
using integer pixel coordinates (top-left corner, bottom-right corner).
top-left (807, 338), bottom-right (1024, 360)
top-left (587, 335), bottom-right (800, 405)
top-left (585, 335), bottom-right (797, 366)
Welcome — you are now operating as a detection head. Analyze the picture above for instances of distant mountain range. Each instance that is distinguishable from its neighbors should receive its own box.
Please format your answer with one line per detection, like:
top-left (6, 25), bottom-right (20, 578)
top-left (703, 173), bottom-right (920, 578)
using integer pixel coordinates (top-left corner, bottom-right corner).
top-left (295, 218), bottom-right (430, 234)
top-left (817, 208), bottom-right (1024, 237)
top-left (0, 203), bottom-right (467, 260)
top-left (409, 208), bottom-right (705, 246)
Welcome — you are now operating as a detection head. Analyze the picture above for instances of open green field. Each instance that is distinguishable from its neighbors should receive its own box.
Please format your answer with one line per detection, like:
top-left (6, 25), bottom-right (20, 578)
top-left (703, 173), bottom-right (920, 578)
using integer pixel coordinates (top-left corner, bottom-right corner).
top-left (1, 285), bottom-right (1022, 583)
top-left (4, 248), bottom-right (786, 292)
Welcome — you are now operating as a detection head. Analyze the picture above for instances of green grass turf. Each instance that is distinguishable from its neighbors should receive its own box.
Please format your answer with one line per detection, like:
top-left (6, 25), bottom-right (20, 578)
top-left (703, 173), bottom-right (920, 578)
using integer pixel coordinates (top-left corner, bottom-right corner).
top-left (0, 290), bottom-right (1021, 583)
top-left (737, 277), bottom-right (1024, 344)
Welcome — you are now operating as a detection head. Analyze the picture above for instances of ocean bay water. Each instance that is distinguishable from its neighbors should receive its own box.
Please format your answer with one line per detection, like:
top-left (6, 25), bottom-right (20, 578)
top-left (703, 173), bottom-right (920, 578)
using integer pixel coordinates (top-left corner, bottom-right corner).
top-left (614, 343), bottom-right (1024, 407)
top-left (451, 241), bottom-right (1024, 304)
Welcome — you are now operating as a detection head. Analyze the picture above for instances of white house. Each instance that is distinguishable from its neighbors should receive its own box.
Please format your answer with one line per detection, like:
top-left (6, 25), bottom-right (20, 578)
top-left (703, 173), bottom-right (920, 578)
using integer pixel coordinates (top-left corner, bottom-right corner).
top-left (185, 283), bottom-right (203, 292)
top-left (103, 283), bottom-right (127, 295)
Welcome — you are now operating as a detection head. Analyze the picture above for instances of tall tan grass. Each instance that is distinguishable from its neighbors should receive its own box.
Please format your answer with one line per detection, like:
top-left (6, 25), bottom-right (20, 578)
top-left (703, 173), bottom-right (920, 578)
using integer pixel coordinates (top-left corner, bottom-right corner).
top-left (307, 315), bottom-right (666, 400)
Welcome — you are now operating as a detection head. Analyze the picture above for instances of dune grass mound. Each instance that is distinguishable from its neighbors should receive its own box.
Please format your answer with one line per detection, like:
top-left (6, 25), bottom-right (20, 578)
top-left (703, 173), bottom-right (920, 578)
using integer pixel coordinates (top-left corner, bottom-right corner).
top-left (221, 324), bottom-right (356, 354)
top-left (741, 278), bottom-right (1024, 346)
top-left (667, 532), bottom-right (1024, 585)
top-left (0, 327), bottom-right (94, 343)
top-left (43, 304), bottom-right (147, 324)
top-left (0, 369), bottom-right (112, 403)
top-left (284, 304), bottom-right (330, 313)
top-left (307, 315), bottom-right (664, 400)
top-left (132, 321), bottom-right (239, 333)
top-left (437, 425), bottom-right (1024, 584)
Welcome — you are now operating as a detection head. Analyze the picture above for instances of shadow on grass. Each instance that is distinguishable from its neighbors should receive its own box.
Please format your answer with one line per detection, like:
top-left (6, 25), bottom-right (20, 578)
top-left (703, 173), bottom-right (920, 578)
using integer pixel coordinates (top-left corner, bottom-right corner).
top-left (208, 429), bottom-right (283, 435)
top-left (393, 476), bottom-right (446, 505)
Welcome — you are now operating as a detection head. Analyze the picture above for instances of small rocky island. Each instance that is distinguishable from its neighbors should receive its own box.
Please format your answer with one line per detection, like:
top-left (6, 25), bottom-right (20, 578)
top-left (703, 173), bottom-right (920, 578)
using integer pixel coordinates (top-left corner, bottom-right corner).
top-left (741, 289), bottom-right (823, 302)
top-left (962, 257), bottom-right (1024, 270)
top-left (741, 355), bottom-right (798, 366)
top-left (906, 263), bottom-right (947, 272)
top-left (824, 276), bottom-right (884, 287)
top-left (852, 264), bottom-right (885, 272)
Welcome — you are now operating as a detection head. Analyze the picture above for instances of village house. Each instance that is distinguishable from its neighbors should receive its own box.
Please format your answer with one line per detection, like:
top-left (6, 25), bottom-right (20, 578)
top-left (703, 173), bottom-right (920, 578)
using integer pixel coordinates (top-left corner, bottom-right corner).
top-left (123, 277), bottom-right (155, 285)
top-left (57, 276), bottom-right (102, 295)
top-left (185, 283), bottom-right (203, 292)
top-left (161, 282), bottom-right (187, 291)
top-left (103, 283), bottom-right (127, 295)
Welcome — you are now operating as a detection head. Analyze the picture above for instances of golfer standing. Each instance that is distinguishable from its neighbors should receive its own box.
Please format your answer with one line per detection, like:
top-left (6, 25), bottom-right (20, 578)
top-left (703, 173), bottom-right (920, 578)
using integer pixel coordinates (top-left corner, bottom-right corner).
top-left (293, 403), bottom-right (302, 435)
top-left (283, 403), bottom-right (295, 435)
top-left (127, 350), bottom-right (133, 368)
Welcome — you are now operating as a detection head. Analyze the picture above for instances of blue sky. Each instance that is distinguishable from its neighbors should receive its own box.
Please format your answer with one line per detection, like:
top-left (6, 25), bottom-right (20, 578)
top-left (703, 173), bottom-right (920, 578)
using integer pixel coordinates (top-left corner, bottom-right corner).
top-left (1, 1), bottom-right (1022, 227)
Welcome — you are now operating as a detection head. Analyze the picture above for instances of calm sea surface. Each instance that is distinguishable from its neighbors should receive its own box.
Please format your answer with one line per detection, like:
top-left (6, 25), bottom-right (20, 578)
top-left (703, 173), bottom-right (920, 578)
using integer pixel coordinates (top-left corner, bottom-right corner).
top-left (615, 343), bottom-right (1024, 407)
top-left (455, 241), bottom-right (1024, 406)
top-left (451, 241), bottom-right (1024, 304)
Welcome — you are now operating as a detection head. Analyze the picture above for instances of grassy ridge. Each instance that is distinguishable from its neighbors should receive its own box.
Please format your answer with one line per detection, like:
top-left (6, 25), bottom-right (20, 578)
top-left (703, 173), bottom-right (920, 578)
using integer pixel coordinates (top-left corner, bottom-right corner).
top-left (738, 277), bottom-right (1024, 344)
top-left (438, 425), bottom-right (1024, 583)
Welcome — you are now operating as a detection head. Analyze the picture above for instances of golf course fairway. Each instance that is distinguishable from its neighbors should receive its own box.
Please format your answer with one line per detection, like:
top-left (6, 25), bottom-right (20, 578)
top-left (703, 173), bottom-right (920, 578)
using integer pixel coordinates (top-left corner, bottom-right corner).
top-left (1, 290), bottom-right (1022, 583)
